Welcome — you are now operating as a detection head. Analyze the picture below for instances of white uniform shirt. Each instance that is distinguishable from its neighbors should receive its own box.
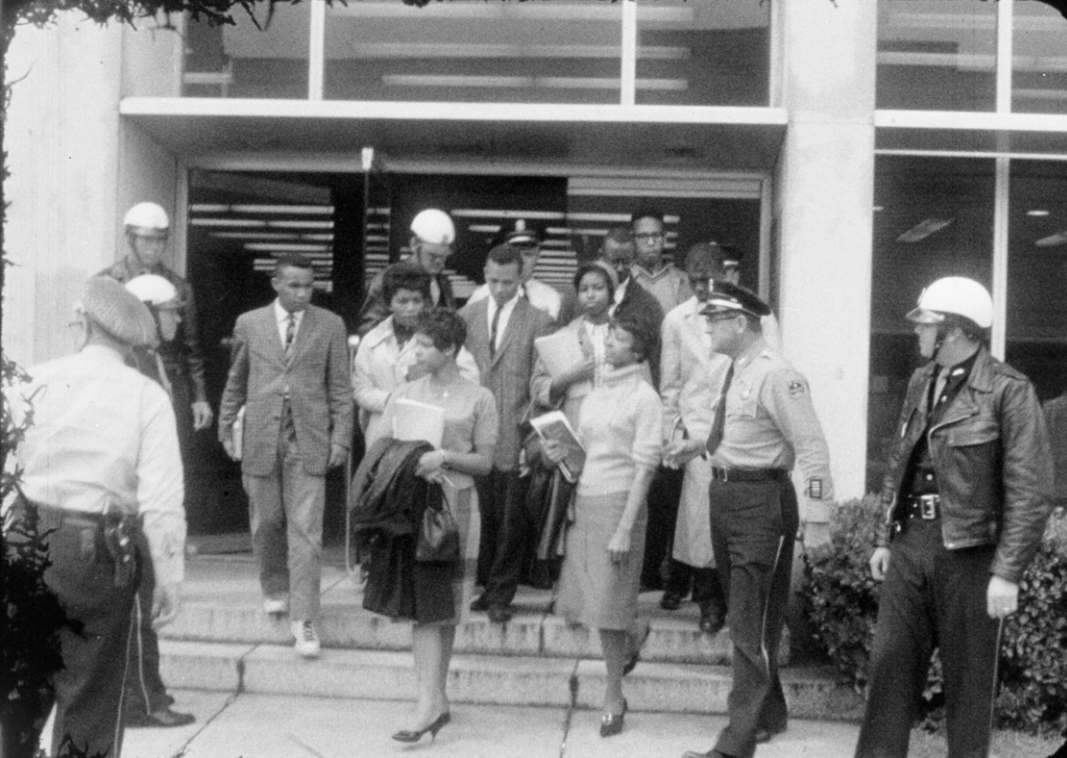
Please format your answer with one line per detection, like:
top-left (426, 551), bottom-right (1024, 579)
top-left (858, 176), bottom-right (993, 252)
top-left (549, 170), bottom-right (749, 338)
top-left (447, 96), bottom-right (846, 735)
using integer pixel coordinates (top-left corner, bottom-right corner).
top-left (9, 345), bottom-right (187, 585)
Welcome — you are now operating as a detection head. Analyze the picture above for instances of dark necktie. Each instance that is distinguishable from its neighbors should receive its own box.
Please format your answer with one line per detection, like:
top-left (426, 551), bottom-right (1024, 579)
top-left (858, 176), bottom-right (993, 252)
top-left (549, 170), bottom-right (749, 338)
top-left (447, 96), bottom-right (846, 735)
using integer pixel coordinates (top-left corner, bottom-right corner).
top-left (705, 360), bottom-right (735, 455)
top-left (284, 313), bottom-right (296, 357)
top-left (489, 304), bottom-right (502, 359)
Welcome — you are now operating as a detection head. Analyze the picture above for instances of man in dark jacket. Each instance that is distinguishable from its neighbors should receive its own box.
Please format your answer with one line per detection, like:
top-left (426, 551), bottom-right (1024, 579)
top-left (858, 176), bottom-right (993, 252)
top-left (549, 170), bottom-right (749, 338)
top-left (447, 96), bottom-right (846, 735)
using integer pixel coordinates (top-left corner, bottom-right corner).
top-left (854, 277), bottom-right (1054, 758)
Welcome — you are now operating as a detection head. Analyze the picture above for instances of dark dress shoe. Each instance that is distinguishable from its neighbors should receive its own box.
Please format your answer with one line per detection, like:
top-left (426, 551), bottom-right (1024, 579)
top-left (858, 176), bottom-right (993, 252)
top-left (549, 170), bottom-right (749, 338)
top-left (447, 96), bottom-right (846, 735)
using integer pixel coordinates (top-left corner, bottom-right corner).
top-left (126, 707), bottom-right (195, 728)
top-left (699, 603), bottom-right (726, 635)
top-left (599, 698), bottom-right (627, 738)
top-left (487, 605), bottom-right (512, 623)
top-left (681, 750), bottom-right (732, 758)
top-left (659, 591), bottom-right (683, 611)
top-left (755, 726), bottom-right (786, 743)
top-left (470, 595), bottom-right (490, 612)
top-left (392, 711), bottom-right (450, 743)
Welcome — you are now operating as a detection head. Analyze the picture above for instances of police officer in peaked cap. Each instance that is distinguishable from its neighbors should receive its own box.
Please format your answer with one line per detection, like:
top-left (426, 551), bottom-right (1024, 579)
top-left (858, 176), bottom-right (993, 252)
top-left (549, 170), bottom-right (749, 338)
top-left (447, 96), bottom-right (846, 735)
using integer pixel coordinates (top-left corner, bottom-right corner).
top-left (674, 280), bottom-right (834, 758)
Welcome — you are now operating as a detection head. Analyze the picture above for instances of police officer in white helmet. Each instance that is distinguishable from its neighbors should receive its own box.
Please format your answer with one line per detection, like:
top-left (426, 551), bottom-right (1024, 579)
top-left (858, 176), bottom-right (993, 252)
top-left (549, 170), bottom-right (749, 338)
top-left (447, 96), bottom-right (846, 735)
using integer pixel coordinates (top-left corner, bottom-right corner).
top-left (120, 274), bottom-right (197, 729)
top-left (357, 208), bottom-right (458, 337)
top-left (854, 277), bottom-right (1054, 758)
top-left (100, 202), bottom-right (214, 434)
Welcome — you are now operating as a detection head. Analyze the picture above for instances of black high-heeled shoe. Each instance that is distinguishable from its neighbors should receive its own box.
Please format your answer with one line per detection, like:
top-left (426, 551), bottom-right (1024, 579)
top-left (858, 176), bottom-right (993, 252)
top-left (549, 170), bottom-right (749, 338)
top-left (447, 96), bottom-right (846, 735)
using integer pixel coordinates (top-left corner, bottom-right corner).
top-left (392, 711), bottom-right (451, 743)
top-left (599, 698), bottom-right (627, 738)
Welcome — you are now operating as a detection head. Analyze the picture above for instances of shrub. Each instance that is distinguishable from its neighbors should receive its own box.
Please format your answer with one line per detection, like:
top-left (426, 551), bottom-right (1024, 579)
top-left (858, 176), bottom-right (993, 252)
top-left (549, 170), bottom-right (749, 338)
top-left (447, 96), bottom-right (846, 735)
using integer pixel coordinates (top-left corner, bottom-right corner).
top-left (802, 498), bottom-right (1067, 735)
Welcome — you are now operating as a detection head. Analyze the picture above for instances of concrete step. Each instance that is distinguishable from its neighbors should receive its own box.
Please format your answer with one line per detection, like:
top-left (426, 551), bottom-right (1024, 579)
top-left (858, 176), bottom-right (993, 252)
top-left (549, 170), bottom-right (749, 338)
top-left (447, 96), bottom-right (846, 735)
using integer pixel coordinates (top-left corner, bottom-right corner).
top-left (159, 640), bottom-right (864, 720)
top-left (164, 581), bottom-right (790, 667)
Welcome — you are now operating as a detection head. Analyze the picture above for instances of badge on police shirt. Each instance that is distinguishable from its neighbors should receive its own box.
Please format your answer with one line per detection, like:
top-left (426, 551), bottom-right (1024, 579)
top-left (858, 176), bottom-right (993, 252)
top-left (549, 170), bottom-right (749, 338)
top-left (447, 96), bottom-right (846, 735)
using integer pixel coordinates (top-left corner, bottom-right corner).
top-left (787, 378), bottom-right (807, 397)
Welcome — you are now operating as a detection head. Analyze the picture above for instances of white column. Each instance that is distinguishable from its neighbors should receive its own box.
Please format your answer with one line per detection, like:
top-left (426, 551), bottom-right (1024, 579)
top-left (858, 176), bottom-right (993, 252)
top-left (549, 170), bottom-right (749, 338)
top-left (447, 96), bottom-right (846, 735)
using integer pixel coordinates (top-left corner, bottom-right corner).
top-left (776, 0), bottom-right (878, 507)
top-left (4, 15), bottom-right (125, 365)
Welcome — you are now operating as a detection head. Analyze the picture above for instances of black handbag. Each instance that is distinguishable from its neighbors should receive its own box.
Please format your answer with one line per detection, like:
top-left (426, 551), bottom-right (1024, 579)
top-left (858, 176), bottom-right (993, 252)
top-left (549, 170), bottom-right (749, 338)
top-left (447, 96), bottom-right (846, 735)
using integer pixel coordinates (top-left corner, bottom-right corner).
top-left (416, 492), bottom-right (459, 563)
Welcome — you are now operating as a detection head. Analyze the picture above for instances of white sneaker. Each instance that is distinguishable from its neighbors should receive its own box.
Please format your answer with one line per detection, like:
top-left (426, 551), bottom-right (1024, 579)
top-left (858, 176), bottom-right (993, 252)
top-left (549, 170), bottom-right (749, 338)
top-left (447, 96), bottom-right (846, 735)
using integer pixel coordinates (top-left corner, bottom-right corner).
top-left (264, 597), bottom-right (289, 615)
top-left (291, 619), bottom-right (321, 659)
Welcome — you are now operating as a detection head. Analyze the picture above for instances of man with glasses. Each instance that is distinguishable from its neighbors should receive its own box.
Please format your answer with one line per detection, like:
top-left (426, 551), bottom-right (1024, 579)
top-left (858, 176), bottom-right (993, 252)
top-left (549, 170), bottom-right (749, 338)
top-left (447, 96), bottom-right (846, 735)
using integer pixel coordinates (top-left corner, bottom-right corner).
top-left (358, 208), bottom-right (458, 337)
top-left (631, 205), bottom-right (692, 316)
top-left (675, 280), bottom-right (832, 758)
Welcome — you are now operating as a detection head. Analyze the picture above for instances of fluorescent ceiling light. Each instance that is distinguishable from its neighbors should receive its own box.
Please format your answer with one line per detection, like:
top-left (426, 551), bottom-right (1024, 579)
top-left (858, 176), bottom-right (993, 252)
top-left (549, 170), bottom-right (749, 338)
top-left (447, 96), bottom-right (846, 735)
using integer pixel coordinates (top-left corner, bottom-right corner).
top-left (1036, 230), bottom-right (1067, 248)
top-left (873, 206), bottom-right (884, 212)
top-left (897, 218), bottom-right (954, 243)
top-left (190, 204), bottom-right (334, 215)
top-left (382, 74), bottom-right (687, 91)
top-left (245, 243), bottom-right (332, 252)
top-left (345, 43), bottom-right (688, 61)
top-left (1027, 209), bottom-right (1051, 217)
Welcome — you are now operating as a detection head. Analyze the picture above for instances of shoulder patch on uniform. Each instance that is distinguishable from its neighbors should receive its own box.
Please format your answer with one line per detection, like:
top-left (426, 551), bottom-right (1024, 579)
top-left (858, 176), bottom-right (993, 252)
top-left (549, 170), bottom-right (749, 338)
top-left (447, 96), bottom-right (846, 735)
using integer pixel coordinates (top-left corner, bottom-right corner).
top-left (787, 379), bottom-right (807, 397)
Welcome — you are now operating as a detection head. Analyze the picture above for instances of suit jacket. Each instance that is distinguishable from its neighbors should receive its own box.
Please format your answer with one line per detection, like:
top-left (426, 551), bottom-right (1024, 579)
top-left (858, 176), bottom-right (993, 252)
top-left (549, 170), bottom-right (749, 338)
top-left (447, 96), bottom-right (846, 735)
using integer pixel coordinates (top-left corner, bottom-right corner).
top-left (460, 297), bottom-right (553, 471)
top-left (218, 303), bottom-right (354, 476)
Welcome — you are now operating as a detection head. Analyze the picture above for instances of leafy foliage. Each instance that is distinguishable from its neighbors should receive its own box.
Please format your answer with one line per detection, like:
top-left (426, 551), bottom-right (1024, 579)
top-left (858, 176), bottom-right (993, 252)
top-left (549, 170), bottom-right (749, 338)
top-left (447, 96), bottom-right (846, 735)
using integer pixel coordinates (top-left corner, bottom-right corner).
top-left (803, 497), bottom-right (1067, 735)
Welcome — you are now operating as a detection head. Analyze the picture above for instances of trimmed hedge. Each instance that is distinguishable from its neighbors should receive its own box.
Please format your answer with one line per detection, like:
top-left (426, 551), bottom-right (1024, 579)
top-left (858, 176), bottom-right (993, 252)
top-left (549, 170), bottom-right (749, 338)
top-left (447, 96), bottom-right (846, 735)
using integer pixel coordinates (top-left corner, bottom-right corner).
top-left (802, 495), bottom-right (1067, 735)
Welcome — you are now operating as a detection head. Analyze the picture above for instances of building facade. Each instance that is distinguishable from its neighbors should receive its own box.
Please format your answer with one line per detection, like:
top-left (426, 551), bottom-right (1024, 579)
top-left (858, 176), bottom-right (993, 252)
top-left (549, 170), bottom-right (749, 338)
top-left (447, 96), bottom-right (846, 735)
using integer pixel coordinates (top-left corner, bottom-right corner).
top-left (5, 0), bottom-right (1067, 530)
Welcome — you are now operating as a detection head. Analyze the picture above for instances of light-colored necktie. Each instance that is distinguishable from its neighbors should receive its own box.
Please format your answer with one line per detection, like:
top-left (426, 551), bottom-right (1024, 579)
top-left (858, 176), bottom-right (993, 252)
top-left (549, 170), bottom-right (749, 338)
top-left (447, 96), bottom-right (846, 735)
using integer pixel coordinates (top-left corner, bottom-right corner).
top-left (284, 313), bottom-right (296, 357)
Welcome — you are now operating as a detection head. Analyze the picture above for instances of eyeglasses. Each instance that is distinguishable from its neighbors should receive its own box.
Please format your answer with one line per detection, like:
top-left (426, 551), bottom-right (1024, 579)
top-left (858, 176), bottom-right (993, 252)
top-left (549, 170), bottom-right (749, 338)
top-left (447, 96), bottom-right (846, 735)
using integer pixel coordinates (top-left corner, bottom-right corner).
top-left (634, 232), bottom-right (663, 242)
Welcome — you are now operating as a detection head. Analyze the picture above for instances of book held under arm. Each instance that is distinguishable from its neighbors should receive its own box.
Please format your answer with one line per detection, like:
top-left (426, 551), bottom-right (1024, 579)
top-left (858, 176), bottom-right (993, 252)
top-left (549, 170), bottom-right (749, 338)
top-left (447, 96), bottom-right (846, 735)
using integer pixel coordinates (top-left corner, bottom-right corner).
top-left (535, 331), bottom-right (592, 398)
top-left (232, 406), bottom-right (245, 460)
top-left (391, 398), bottom-right (445, 448)
top-left (530, 410), bottom-right (586, 482)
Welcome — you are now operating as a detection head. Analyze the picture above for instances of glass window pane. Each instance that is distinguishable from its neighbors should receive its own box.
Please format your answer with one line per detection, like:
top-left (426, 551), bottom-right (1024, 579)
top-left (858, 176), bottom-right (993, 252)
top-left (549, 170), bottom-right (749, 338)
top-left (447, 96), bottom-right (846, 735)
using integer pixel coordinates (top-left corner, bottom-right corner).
top-left (1006, 160), bottom-right (1067, 399)
top-left (634, 0), bottom-right (769, 106)
top-left (1012, 0), bottom-right (1067, 114)
top-left (323, 0), bottom-right (621, 104)
top-left (877, 0), bottom-right (997, 111)
top-left (867, 156), bottom-right (995, 488)
top-left (182, 6), bottom-right (310, 98)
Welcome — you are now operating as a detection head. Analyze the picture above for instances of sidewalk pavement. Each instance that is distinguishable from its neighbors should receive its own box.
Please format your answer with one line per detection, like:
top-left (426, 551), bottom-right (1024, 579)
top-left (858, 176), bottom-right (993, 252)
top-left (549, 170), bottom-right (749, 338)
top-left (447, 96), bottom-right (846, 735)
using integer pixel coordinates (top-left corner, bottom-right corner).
top-left (43, 691), bottom-right (863, 758)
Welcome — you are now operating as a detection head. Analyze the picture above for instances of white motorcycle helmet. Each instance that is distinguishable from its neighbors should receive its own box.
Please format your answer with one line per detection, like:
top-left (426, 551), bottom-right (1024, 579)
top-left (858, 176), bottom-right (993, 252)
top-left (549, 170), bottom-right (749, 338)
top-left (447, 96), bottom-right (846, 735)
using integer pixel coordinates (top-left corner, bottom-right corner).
top-left (410, 209), bottom-right (455, 246)
top-left (124, 202), bottom-right (170, 232)
top-left (906, 277), bottom-right (993, 329)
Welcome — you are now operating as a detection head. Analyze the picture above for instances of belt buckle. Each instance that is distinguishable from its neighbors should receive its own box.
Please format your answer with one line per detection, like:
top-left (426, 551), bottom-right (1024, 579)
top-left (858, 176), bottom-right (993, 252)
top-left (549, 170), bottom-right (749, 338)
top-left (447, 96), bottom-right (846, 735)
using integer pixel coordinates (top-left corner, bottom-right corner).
top-left (919, 494), bottom-right (938, 520)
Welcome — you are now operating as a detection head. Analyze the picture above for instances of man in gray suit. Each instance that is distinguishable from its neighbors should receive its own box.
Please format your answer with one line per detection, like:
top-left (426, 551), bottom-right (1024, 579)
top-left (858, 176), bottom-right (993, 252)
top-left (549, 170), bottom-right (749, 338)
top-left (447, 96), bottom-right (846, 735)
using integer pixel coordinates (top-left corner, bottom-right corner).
top-left (462, 244), bottom-right (554, 623)
top-left (219, 254), bottom-right (354, 658)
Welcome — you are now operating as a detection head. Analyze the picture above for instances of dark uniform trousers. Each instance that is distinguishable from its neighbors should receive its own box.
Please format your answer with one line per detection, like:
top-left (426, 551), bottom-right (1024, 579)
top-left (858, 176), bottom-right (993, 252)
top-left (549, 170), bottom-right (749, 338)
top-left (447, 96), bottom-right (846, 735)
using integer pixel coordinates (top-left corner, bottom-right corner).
top-left (710, 476), bottom-right (797, 758)
top-left (124, 531), bottom-right (168, 717)
top-left (855, 519), bottom-right (1001, 758)
top-left (34, 504), bottom-right (139, 758)
top-left (641, 465), bottom-right (684, 589)
top-left (476, 467), bottom-right (532, 604)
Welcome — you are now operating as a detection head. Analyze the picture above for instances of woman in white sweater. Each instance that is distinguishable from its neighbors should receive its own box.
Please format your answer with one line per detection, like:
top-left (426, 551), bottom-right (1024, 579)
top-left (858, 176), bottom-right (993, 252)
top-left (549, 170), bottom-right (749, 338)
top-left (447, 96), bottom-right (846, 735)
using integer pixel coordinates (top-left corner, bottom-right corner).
top-left (543, 315), bottom-right (663, 739)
